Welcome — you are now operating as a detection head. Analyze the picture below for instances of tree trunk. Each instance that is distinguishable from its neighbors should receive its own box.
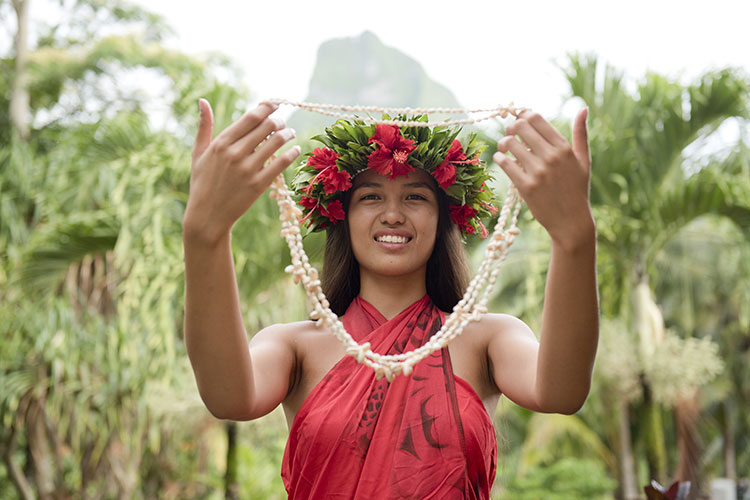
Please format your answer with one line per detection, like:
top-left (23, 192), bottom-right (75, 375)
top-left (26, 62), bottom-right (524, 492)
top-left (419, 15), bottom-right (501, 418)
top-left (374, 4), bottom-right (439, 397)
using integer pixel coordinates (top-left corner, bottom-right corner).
top-left (225, 421), bottom-right (239, 500)
top-left (617, 399), bottom-right (639, 500)
top-left (10, 0), bottom-right (31, 142)
top-left (642, 380), bottom-right (667, 485)
top-left (27, 397), bottom-right (55, 500)
top-left (633, 277), bottom-right (668, 483)
top-left (675, 391), bottom-right (702, 500)
top-left (722, 399), bottom-right (736, 480)
top-left (108, 433), bottom-right (139, 500)
top-left (3, 396), bottom-right (35, 500)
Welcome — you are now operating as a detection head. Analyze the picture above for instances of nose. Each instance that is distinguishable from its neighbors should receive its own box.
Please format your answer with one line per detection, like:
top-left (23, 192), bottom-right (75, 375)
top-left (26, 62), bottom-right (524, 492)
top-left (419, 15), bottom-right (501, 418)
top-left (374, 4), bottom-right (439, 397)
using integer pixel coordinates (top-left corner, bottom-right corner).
top-left (379, 198), bottom-right (405, 225)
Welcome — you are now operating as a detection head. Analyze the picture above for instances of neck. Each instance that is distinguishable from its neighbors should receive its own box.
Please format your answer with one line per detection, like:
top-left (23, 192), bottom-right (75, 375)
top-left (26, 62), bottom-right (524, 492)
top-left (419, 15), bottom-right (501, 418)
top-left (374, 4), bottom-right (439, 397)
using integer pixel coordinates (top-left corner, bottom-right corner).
top-left (358, 268), bottom-right (427, 320)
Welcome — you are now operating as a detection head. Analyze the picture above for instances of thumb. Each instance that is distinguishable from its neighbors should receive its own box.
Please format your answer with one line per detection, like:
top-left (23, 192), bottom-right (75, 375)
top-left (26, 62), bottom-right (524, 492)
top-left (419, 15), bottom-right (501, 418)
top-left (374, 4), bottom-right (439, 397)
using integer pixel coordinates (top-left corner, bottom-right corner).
top-left (192, 98), bottom-right (214, 160)
top-left (572, 107), bottom-right (591, 169)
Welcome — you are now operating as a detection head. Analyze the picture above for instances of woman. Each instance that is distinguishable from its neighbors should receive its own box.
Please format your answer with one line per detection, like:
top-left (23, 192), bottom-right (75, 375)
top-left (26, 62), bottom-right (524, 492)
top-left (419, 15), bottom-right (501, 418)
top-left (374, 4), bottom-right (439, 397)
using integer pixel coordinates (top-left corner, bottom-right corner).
top-left (183, 99), bottom-right (599, 499)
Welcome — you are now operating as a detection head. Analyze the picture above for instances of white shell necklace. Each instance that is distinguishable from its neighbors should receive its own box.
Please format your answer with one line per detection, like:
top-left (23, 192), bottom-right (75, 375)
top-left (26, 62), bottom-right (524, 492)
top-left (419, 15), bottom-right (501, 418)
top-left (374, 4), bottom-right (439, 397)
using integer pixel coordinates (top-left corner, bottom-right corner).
top-left (265, 100), bottom-right (525, 381)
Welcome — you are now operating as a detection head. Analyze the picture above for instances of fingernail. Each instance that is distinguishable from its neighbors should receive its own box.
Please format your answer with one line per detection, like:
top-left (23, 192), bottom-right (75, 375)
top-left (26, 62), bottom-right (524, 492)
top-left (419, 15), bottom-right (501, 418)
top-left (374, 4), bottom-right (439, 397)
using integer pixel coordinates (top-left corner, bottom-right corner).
top-left (291, 145), bottom-right (301, 158)
top-left (271, 116), bottom-right (285, 128)
top-left (280, 128), bottom-right (296, 140)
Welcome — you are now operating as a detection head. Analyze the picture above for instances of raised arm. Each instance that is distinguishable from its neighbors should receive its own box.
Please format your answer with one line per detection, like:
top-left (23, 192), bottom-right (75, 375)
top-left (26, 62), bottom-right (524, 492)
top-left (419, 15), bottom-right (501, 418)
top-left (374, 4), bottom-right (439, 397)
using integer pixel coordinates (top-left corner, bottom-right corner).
top-left (489, 108), bottom-right (599, 414)
top-left (183, 100), bottom-right (301, 420)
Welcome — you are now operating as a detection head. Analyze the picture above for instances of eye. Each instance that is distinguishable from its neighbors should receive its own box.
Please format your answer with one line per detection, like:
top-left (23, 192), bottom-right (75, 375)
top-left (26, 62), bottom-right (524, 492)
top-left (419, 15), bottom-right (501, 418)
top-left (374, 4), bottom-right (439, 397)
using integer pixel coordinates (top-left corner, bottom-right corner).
top-left (406, 193), bottom-right (428, 201)
top-left (360, 193), bottom-right (380, 201)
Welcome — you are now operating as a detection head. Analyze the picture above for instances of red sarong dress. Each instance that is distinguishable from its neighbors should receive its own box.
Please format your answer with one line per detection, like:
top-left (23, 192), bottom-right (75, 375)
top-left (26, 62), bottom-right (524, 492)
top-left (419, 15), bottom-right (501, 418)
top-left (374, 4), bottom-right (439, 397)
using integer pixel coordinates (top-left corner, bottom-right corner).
top-left (281, 295), bottom-right (497, 499)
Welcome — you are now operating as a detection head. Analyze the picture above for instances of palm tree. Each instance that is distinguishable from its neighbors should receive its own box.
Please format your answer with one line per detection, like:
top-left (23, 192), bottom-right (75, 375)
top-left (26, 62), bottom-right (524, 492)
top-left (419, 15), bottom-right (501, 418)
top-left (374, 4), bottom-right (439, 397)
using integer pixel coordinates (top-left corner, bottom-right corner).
top-left (653, 212), bottom-right (750, 483)
top-left (563, 54), bottom-right (750, 498)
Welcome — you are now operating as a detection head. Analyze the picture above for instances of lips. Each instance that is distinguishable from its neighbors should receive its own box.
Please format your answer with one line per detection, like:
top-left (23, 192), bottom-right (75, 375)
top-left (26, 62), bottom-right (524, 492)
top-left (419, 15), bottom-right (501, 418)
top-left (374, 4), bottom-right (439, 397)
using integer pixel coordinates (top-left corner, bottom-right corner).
top-left (373, 232), bottom-right (412, 244)
top-left (375, 234), bottom-right (410, 243)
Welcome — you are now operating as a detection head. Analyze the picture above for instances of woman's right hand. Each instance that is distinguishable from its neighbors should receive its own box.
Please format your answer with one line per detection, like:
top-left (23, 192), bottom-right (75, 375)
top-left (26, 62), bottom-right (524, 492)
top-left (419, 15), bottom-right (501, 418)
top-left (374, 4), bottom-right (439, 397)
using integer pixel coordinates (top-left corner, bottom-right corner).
top-left (183, 99), bottom-right (301, 244)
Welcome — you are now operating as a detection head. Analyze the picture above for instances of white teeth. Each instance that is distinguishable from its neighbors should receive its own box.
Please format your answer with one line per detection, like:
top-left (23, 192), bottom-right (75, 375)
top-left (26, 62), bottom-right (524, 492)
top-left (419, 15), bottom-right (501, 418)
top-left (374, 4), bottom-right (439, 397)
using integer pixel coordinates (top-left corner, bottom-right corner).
top-left (375, 235), bottom-right (410, 244)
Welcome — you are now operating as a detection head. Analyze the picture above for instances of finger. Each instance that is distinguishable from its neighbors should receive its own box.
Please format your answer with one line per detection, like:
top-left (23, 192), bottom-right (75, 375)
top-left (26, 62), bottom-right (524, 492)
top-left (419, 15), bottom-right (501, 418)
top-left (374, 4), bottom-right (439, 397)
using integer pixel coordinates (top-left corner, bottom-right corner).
top-left (193, 98), bottom-right (214, 160)
top-left (230, 115), bottom-right (286, 157)
top-left (498, 136), bottom-right (539, 171)
top-left (221, 102), bottom-right (278, 144)
top-left (493, 151), bottom-right (529, 189)
top-left (256, 146), bottom-right (302, 186)
top-left (517, 110), bottom-right (568, 149)
top-left (572, 107), bottom-right (591, 170)
top-left (247, 127), bottom-right (297, 167)
top-left (505, 118), bottom-right (553, 156)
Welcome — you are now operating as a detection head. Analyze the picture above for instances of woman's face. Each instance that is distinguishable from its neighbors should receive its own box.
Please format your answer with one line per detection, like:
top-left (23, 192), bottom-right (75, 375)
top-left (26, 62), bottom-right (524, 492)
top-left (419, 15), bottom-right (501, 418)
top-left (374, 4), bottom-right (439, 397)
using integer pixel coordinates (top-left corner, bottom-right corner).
top-left (347, 168), bottom-right (439, 280)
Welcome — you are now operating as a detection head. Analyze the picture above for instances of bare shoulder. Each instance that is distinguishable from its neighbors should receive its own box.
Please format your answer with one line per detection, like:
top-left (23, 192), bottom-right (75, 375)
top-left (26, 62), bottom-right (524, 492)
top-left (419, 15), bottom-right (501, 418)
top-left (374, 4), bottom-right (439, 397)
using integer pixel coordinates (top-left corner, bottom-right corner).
top-left (249, 320), bottom-right (318, 347)
top-left (241, 320), bottom-right (323, 420)
top-left (257, 320), bottom-right (347, 421)
top-left (462, 312), bottom-right (537, 345)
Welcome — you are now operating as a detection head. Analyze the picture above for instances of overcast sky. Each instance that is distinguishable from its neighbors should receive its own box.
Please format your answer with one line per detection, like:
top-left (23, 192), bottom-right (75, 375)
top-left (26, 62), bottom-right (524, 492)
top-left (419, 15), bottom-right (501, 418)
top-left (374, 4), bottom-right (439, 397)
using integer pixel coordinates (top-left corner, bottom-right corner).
top-left (126, 0), bottom-right (749, 122)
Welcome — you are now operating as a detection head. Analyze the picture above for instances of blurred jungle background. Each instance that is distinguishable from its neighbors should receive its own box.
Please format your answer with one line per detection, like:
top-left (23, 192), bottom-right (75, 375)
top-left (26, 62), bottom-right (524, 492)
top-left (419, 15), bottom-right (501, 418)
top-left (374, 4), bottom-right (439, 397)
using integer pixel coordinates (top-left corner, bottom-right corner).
top-left (1, 1), bottom-right (749, 499)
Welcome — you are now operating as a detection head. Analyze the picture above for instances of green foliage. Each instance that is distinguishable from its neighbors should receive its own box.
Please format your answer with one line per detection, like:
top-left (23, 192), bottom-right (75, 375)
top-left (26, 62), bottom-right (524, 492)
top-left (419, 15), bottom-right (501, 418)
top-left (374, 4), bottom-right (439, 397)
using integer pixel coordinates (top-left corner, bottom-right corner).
top-left (500, 457), bottom-right (617, 500)
top-left (237, 411), bottom-right (289, 500)
top-left (519, 413), bottom-right (617, 476)
top-left (567, 54), bottom-right (750, 262)
top-left (563, 53), bottom-right (750, 490)
top-left (644, 333), bottom-right (724, 404)
top-left (0, 1), bottom-right (307, 497)
top-left (485, 53), bottom-right (750, 496)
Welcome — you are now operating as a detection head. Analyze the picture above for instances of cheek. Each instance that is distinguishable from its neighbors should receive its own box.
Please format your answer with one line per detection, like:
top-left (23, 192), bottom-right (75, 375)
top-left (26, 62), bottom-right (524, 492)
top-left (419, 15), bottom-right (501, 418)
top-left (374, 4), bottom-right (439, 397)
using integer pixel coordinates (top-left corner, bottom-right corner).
top-left (346, 212), bottom-right (368, 259)
top-left (424, 224), bottom-right (438, 253)
top-left (424, 207), bottom-right (439, 240)
top-left (349, 231), bottom-right (365, 261)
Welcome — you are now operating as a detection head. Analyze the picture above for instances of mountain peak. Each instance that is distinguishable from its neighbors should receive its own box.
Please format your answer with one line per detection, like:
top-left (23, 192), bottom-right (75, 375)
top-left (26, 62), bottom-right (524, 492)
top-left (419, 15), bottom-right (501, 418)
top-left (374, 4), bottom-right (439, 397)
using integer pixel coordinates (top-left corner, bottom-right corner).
top-left (288, 31), bottom-right (464, 135)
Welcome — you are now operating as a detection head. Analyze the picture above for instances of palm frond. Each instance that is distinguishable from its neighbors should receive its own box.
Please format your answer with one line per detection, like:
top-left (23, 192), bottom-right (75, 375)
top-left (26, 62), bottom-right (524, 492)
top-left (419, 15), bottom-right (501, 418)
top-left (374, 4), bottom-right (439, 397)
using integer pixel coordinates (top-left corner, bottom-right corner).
top-left (638, 69), bottom-right (749, 195)
top-left (652, 164), bottom-right (750, 261)
top-left (563, 53), bottom-right (638, 207)
top-left (16, 211), bottom-right (119, 295)
top-left (519, 412), bottom-right (617, 476)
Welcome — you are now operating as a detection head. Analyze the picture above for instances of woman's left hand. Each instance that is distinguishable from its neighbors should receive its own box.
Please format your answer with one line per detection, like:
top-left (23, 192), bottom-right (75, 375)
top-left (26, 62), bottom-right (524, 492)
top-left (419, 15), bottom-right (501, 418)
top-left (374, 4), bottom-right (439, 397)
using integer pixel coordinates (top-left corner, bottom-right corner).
top-left (493, 108), bottom-right (594, 251)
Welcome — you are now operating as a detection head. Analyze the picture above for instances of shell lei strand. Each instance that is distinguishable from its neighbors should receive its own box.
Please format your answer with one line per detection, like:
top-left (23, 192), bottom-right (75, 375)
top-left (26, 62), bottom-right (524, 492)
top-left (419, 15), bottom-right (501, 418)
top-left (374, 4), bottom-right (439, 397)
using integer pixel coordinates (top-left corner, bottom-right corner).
top-left (266, 100), bottom-right (525, 381)
top-left (262, 99), bottom-right (526, 128)
top-left (269, 167), bottom-right (522, 383)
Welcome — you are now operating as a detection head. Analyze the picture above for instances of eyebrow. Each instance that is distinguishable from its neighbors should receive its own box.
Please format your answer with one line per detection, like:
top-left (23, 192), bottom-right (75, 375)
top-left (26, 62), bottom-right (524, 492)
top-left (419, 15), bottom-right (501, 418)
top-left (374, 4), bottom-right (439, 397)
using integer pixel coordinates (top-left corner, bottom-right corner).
top-left (403, 181), bottom-right (435, 190)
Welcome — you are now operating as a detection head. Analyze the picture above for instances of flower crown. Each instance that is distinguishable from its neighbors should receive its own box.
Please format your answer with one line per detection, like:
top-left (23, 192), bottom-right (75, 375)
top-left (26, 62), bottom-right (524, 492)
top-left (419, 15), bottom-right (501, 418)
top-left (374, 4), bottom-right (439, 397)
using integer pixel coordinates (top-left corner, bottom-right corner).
top-left (291, 114), bottom-right (498, 237)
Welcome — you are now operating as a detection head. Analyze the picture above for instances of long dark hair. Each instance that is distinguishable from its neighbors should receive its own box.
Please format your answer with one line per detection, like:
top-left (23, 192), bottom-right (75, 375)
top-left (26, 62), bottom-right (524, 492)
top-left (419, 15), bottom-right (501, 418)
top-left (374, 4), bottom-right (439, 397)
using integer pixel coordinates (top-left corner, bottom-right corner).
top-left (321, 188), bottom-right (470, 315)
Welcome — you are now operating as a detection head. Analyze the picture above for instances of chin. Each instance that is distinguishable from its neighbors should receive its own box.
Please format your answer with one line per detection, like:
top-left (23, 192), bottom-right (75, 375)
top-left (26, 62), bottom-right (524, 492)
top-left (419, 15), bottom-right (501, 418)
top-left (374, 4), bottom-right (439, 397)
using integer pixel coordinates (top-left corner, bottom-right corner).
top-left (360, 256), bottom-right (428, 279)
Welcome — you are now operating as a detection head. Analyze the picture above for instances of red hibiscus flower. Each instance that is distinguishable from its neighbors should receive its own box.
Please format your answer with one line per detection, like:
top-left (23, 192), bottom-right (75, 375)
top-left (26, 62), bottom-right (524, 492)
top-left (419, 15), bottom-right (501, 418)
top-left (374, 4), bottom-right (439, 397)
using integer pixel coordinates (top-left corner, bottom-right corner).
top-left (319, 200), bottom-right (345, 223)
top-left (433, 163), bottom-right (456, 189)
top-left (308, 147), bottom-right (339, 170)
top-left (299, 195), bottom-right (318, 210)
top-left (367, 124), bottom-right (416, 179)
top-left (298, 195), bottom-right (320, 224)
top-left (308, 147), bottom-right (351, 195)
top-left (320, 168), bottom-right (351, 195)
top-left (298, 196), bottom-right (346, 226)
top-left (449, 204), bottom-right (477, 234)
top-left (433, 140), bottom-right (466, 189)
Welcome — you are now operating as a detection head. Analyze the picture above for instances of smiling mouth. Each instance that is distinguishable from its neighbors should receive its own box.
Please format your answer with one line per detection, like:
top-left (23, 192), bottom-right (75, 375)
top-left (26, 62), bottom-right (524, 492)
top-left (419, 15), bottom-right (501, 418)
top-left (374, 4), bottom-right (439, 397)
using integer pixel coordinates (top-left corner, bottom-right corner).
top-left (374, 235), bottom-right (412, 244)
